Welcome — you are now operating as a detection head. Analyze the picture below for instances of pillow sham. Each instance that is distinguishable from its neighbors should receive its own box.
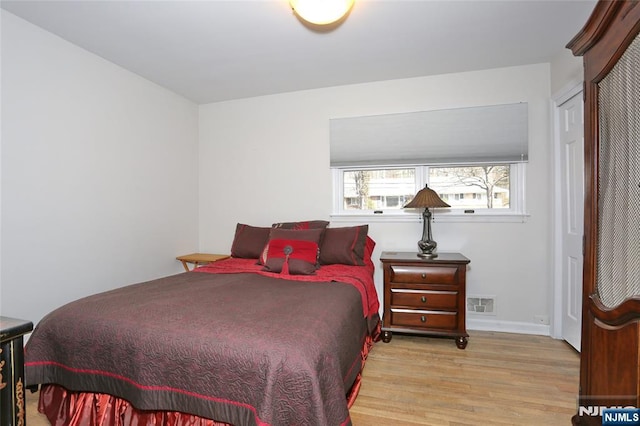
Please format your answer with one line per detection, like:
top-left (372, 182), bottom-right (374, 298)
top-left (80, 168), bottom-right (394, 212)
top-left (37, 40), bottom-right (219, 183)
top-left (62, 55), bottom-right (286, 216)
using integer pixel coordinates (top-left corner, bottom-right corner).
top-left (272, 220), bottom-right (329, 230)
top-left (230, 223), bottom-right (271, 259)
top-left (259, 227), bottom-right (324, 265)
top-left (263, 239), bottom-right (319, 275)
top-left (363, 235), bottom-right (376, 268)
top-left (319, 225), bottom-right (369, 266)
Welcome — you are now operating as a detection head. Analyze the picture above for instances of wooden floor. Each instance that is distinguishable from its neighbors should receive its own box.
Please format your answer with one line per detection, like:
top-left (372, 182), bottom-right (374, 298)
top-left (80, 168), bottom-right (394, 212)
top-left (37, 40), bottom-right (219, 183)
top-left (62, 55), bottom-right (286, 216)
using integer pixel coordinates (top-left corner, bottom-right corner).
top-left (350, 331), bottom-right (580, 425)
top-left (26, 330), bottom-right (579, 425)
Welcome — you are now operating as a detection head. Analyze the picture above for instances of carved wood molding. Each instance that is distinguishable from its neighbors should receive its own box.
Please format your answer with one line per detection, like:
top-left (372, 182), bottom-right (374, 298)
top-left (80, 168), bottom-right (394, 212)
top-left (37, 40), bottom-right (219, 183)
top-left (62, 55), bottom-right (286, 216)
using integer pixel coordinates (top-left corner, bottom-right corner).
top-left (589, 295), bottom-right (640, 326)
top-left (567, 1), bottom-right (624, 56)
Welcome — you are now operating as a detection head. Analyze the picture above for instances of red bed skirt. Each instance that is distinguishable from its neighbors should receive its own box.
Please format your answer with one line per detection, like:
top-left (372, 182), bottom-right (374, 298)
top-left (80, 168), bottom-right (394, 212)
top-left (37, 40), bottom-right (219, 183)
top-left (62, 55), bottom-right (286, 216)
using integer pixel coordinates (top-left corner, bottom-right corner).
top-left (38, 325), bottom-right (380, 426)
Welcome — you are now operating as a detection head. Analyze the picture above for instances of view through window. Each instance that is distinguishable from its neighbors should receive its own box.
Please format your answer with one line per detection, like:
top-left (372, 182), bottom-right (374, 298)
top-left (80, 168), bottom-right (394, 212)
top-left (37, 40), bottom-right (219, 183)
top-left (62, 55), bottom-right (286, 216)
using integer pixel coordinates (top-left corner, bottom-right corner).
top-left (343, 168), bottom-right (415, 210)
top-left (341, 165), bottom-right (511, 212)
top-left (429, 165), bottom-right (510, 210)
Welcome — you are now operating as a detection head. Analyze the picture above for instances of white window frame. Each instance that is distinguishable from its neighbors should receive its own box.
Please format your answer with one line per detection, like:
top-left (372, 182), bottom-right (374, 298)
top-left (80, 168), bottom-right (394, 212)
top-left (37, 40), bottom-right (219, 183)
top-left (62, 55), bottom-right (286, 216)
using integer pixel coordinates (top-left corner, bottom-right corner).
top-left (331, 163), bottom-right (528, 223)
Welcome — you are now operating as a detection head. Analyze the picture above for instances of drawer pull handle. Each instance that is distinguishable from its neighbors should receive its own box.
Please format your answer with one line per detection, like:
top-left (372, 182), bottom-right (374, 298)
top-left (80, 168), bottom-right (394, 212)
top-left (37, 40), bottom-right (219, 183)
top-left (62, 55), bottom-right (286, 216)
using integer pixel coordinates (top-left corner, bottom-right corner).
top-left (421, 296), bottom-right (427, 303)
top-left (420, 315), bottom-right (427, 323)
top-left (421, 273), bottom-right (426, 279)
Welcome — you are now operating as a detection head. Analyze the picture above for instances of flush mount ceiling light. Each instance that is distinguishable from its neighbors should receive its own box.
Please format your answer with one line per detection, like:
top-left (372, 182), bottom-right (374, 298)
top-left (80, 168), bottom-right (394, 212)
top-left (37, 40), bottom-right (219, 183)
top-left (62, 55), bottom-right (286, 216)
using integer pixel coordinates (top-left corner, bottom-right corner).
top-left (290, 0), bottom-right (355, 25)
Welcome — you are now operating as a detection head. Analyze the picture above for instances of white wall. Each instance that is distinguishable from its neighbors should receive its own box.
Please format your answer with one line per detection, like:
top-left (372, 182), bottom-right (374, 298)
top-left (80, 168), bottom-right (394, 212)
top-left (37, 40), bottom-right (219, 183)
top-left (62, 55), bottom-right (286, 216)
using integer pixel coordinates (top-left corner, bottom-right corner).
top-left (550, 48), bottom-right (584, 96)
top-left (199, 63), bottom-right (554, 333)
top-left (0, 9), bottom-right (571, 335)
top-left (0, 12), bottom-right (199, 325)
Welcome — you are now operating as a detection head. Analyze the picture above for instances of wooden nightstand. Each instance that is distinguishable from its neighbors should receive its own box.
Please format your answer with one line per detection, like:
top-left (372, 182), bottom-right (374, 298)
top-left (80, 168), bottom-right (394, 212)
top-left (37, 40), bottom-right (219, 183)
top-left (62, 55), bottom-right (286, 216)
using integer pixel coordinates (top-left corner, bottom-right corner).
top-left (176, 253), bottom-right (230, 271)
top-left (380, 252), bottom-right (471, 349)
top-left (1, 316), bottom-right (33, 426)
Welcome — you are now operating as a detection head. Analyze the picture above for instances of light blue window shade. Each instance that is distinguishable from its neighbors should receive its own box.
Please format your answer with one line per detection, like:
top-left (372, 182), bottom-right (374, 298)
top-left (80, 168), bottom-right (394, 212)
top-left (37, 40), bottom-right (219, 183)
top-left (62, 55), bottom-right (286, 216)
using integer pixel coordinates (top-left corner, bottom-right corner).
top-left (329, 103), bottom-right (528, 167)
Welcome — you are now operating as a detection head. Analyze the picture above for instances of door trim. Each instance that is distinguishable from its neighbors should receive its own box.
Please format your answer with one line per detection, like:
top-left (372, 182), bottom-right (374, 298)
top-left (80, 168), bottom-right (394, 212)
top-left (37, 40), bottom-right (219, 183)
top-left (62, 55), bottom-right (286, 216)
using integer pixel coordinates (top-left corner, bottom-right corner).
top-left (551, 80), bottom-right (583, 341)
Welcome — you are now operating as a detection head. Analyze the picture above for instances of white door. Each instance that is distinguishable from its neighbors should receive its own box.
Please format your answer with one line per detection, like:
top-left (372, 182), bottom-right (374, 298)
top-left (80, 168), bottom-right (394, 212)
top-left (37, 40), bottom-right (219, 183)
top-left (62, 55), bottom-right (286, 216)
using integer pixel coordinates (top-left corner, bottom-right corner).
top-left (559, 92), bottom-right (584, 351)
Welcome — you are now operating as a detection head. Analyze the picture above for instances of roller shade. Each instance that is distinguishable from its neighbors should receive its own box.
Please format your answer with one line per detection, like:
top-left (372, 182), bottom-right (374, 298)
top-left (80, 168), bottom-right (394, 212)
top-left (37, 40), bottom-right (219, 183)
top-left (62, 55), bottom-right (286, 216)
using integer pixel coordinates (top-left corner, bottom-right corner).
top-left (330, 103), bottom-right (528, 167)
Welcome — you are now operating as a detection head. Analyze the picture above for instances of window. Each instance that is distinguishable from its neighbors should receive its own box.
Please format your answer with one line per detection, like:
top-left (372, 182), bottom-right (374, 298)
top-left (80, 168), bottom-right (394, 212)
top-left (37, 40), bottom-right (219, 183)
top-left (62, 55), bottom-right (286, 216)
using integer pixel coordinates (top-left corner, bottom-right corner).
top-left (429, 165), bottom-right (510, 210)
top-left (342, 168), bottom-right (415, 211)
top-left (329, 103), bottom-right (528, 221)
top-left (333, 163), bottom-right (525, 219)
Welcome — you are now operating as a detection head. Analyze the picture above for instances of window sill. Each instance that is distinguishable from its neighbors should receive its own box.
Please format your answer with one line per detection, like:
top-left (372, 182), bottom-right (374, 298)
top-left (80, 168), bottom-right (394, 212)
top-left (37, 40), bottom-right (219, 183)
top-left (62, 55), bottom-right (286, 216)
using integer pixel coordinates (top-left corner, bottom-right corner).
top-left (330, 212), bottom-right (530, 224)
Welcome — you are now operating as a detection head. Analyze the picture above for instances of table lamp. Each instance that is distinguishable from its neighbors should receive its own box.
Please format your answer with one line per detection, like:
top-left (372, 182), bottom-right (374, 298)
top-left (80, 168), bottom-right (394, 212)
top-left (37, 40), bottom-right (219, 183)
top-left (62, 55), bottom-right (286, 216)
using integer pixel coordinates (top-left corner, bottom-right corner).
top-left (404, 184), bottom-right (450, 258)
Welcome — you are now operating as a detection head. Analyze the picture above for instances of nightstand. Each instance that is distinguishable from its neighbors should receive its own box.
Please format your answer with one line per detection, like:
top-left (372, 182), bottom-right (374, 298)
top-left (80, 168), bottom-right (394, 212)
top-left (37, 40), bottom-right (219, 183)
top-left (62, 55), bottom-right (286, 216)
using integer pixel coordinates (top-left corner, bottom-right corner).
top-left (380, 252), bottom-right (471, 349)
top-left (1, 316), bottom-right (33, 426)
top-left (176, 253), bottom-right (230, 271)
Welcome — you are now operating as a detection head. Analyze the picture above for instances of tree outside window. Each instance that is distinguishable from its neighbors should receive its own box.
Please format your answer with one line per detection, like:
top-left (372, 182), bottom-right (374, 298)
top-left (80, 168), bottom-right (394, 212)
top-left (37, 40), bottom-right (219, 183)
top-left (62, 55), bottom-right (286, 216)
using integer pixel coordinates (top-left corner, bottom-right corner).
top-left (429, 166), bottom-right (510, 209)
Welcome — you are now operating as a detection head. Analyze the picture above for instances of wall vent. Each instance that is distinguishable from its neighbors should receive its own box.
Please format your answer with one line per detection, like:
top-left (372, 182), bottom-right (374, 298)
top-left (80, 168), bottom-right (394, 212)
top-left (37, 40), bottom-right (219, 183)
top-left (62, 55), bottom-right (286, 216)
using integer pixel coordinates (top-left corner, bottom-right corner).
top-left (467, 296), bottom-right (496, 315)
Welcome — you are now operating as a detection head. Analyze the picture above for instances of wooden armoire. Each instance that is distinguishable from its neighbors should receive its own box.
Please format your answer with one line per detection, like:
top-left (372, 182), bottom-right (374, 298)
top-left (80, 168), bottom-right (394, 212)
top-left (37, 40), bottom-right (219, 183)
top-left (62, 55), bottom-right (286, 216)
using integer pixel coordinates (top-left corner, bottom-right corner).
top-left (567, 1), bottom-right (640, 424)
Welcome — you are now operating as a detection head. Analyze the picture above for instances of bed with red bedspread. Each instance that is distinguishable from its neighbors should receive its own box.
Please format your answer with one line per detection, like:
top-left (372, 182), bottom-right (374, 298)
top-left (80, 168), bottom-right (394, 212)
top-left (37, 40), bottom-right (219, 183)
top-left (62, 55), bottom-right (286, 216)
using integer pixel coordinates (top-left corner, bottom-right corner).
top-left (25, 256), bottom-right (380, 426)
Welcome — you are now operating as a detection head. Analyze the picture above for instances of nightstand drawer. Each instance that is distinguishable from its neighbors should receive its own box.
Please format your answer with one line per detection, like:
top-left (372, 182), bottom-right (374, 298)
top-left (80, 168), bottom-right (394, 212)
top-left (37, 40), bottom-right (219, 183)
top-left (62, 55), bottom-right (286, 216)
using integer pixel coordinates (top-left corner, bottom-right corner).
top-left (390, 309), bottom-right (457, 330)
top-left (389, 265), bottom-right (459, 285)
top-left (390, 289), bottom-right (458, 309)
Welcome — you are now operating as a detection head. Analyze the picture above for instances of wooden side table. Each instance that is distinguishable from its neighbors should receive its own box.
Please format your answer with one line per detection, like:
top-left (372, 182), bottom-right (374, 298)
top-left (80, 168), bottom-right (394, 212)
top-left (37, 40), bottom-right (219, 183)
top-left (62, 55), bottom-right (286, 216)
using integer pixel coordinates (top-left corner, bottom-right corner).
top-left (380, 252), bottom-right (470, 349)
top-left (1, 316), bottom-right (33, 426)
top-left (176, 253), bottom-right (230, 271)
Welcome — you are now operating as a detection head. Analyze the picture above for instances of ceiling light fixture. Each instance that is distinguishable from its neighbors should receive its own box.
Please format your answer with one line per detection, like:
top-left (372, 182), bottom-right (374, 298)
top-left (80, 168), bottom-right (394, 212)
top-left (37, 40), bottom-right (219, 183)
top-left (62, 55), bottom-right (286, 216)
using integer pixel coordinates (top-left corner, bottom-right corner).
top-left (290, 0), bottom-right (355, 26)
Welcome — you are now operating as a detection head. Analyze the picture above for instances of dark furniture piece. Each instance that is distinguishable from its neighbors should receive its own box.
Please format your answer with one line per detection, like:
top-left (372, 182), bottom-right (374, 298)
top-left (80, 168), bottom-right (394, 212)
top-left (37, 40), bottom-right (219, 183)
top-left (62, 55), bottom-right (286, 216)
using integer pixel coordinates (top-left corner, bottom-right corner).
top-left (1, 316), bottom-right (33, 426)
top-left (380, 251), bottom-right (470, 349)
top-left (567, 2), bottom-right (640, 424)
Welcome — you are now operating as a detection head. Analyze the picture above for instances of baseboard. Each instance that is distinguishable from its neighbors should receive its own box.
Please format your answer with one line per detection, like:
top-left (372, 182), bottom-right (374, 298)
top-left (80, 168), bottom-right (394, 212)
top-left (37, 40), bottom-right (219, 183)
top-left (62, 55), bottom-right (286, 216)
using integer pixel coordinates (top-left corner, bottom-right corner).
top-left (467, 317), bottom-right (551, 336)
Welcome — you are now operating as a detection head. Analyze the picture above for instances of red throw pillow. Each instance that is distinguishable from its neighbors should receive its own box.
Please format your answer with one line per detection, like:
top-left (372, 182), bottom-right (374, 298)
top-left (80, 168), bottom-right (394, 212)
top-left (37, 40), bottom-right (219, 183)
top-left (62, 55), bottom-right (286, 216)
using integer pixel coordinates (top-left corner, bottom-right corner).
top-left (259, 227), bottom-right (325, 265)
top-left (263, 239), bottom-right (319, 275)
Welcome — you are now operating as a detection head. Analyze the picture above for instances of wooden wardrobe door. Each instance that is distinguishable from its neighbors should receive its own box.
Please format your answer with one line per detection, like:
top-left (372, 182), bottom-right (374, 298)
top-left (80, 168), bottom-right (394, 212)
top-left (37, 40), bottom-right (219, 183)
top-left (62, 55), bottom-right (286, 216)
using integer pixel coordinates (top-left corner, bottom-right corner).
top-left (567, 2), bottom-right (640, 425)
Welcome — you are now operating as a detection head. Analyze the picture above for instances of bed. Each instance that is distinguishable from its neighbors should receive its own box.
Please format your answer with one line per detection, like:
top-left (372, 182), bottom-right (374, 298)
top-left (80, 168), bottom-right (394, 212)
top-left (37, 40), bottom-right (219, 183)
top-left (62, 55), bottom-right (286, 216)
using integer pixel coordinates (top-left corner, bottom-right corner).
top-left (24, 222), bottom-right (380, 426)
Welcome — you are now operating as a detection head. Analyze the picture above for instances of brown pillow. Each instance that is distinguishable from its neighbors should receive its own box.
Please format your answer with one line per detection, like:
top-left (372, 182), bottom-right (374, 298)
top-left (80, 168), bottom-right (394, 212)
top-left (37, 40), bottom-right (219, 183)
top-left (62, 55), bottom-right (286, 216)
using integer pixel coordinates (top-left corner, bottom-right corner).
top-left (230, 223), bottom-right (271, 259)
top-left (319, 225), bottom-right (369, 266)
top-left (272, 220), bottom-right (329, 230)
top-left (259, 228), bottom-right (324, 265)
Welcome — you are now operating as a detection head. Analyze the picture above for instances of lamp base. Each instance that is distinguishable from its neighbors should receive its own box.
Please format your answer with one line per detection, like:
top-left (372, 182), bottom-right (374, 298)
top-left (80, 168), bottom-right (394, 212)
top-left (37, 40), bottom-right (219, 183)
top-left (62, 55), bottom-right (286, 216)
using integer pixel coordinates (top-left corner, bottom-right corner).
top-left (416, 207), bottom-right (439, 260)
top-left (417, 251), bottom-right (437, 259)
